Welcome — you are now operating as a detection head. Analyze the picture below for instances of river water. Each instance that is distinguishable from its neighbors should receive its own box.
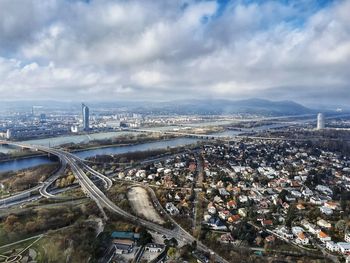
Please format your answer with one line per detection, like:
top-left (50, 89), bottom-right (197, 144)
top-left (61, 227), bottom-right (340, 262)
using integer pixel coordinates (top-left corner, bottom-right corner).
top-left (0, 122), bottom-right (288, 173)
top-left (0, 137), bottom-right (200, 173)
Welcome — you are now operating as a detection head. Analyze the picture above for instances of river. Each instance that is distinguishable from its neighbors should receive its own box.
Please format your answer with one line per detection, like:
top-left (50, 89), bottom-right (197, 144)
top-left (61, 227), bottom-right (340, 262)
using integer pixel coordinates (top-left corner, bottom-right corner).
top-left (0, 137), bottom-right (200, 173)
top-left (0, 122), bottom-right (288, 173)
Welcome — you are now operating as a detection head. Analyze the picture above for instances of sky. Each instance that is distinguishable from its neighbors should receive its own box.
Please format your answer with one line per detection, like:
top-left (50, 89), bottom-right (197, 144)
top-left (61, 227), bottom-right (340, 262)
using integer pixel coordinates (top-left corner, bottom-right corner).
top-left (0, 0), bottom-right (349, 107)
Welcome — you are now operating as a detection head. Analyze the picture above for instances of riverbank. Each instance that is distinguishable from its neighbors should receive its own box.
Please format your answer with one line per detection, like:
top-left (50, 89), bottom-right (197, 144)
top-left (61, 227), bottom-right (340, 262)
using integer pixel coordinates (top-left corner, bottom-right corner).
top-left (0, 137), bottom-right (202, 173)
top-left (0, 133), bottom-right (179, 164)
top-left (65, 133), bottom-right (178, 152)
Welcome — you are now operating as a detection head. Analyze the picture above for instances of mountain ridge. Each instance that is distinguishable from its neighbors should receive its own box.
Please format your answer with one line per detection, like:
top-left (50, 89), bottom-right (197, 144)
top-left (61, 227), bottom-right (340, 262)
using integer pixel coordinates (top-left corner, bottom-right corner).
top-left (0, 98), bottom-right (316, 115)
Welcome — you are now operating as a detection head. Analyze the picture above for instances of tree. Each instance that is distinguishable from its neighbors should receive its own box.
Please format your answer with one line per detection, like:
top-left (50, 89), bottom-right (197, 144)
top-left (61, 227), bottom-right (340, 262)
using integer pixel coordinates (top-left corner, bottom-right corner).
top-left (165, 237), bottom-right (178, 248)
top-left (138, 228), bottom-right (153, 246)
top-left (278, 189), bottom-right (288, 202)
top-left (191, 240), bottom-right (197, 251)
top-left (285, 205), bottom-right (297, 228)
top-left (335, 220), bottom-right (347, 233)
top-left (4, 214), bottom-right (19, 225)
top-left (3, 214), bottom-right (24, 233)
top-left (25, 221), bottom-right (38, 234)
top-left (167, 247), bottom-right (177, 259)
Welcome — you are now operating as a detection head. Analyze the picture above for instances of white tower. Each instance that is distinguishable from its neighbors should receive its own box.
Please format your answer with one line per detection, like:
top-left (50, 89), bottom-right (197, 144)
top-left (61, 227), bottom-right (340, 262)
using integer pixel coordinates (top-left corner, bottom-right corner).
top-left (317, 113), bottom-right (325, 130)
top-left (82, 103), bottom-right (90, 131)
top-left (6, 129), bottom-right (12, 139)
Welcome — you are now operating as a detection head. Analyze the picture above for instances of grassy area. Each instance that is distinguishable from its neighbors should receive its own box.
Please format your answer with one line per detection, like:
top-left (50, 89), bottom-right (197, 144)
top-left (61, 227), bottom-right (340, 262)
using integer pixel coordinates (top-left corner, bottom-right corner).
top-left (0, 201), bottom-right (100, 246)
top-left (55, 187), bottom-right (85, 199)
top-left (106, 182), bottom-right (132, 212)
top-left (0, 163), bottom-right (60, 194)
top-left (32, 222), bottom-right (98, 263)
top-left (194, 192), bottom-right (207, 238)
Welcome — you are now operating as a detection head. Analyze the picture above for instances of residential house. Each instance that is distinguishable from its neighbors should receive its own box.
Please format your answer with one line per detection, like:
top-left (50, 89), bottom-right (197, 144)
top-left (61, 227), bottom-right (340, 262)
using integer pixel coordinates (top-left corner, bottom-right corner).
top-left (338, 242), bottom-right (350, 255)
top-left (317, 219), bottom-right (332, 229)
top-left (227, 215), bottom-right (240, 224)
top-left (296, 204), bottom-right (305, 210)
top-left (165, 202), bottom-right (179, 215)
top-left (325, 201), bottom-right (339, 210)
top-left (275, 226), bottom-right (293, 239)
top-left (261, 220), bottom-right (273, 227)
top-left (207, 203), bottom-right (217, 215)
top-left (320, 206), bottom-right (333, 215)
top-left (226, 200), bottom-right (237, 210)
top-left (326, 241), bottom-right (339, 252)
top-left (220, 233), bottom-right (234, 244)
top-left (206, 217), bottom-right (227, 231)
top-left (310, 197), bottom-right (322, 205)
top-left (345, 232), bottom-right (350, 243)
top-left (218, 210), bottom-right (231, 220)
top-left (292, 226), bottom-right (304, 235)
top-left (238, 208), bottom-right (247, 217)
top-left (145, 243), bottom-right (165, 253)
top-left (239, 195), bottom-right (248, 203)
top-left (296, 232), bottom-right (309, 245)
top-left (318, 231), bottom-right (331, 243)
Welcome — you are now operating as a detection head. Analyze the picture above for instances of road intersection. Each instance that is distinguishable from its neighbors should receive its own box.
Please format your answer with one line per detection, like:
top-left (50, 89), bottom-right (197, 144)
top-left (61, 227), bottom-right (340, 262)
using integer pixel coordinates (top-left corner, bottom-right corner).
top-left (0, 140), bottom-right (229, 263)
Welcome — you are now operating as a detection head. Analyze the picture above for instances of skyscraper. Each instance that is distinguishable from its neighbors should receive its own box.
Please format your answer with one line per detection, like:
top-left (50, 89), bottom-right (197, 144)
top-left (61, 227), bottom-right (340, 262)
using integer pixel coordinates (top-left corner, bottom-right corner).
top-left (317, 113), bottom-right (325, 130)
top-left (6, 129), bottom-right (12, 139)
top-left (82, 103), bottom-right (90, 131)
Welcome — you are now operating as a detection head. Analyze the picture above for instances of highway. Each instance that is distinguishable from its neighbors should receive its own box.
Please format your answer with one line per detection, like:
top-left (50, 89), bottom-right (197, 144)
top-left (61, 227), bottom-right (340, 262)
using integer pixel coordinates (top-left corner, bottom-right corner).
top-left (39, 158), bottom-right (69, 199)
top-left (62, 151), bottom-right (113, 190)
top-left (0, 140), bottom-right (229, 263)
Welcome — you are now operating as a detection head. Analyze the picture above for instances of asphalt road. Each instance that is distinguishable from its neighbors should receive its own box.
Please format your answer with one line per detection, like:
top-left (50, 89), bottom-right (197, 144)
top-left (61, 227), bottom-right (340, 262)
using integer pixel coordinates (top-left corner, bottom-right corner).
top-left (0, 140), bottom-right (229, 263)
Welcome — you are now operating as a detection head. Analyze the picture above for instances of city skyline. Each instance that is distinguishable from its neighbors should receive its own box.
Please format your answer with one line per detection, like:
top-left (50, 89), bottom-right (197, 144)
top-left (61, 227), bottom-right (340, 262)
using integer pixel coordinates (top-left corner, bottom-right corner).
top-left (0, 0), bottom-right (349, 107)
top-left (1, 1), bottom-right (350, 262)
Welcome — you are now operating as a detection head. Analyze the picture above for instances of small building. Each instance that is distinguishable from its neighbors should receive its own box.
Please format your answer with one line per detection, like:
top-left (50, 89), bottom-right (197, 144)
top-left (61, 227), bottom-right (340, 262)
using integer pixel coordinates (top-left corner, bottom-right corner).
top-left (295, 232), bottom-right (309, 245)
top-left (145, 243), bottom-right (165, 253)
top-left (317, 219), bottom-right (332, 229)
top-left (239, 195), bottom-right (248, 203)
top-left (111, 231), bottom-right (139, 240)
top-left (275, 226), bottom-right (293, 239)
top-left (206, 217), bottom-right (227, 231)
top-left (345, 232), bottom-right (350, 243)
top-left (296, 204), bottom-right (305, 210)
top-left (324, 201), bottom-right (339, 210)
top-left (238, 208), bottom-right (247, 217)
top-left (320, 206), bottom-right (333, 215)
top-left (292, 226), bottom-right (304, 235)
top-left (114, 239), bottom-right (134, 254)
top-left (326, 241), bottom-right (339, 252)
top-left (111, 231), bottom-right (139, 254)
top-left (226, 200), bottom-right (237, 209)
top-left (227, 215), bottom-right (240, 224)
top-left (220, 233), bottom-right (234, 244)
top-left (318, 231), bottom-right (331, 243)
top-left (165, 202), bottom-right (179, 215)
top-left (310, 196), bottom-right (322, 205)
top-left (261, 220), bottom-right (273, 227)
top-left (338, 242), bottom-right (350, 255)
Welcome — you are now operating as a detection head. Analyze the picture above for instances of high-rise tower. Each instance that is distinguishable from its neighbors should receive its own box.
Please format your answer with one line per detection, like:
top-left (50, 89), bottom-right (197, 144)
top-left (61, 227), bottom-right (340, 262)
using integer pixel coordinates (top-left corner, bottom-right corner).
top-left (317, 113), bottom-right (325, 130)
top-left (82, 103), bottom-right (90, 131)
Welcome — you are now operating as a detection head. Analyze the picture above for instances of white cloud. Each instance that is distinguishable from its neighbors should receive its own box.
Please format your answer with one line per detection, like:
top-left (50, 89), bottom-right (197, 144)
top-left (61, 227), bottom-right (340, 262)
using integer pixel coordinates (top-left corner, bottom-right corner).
top-left (0, 0), bottom-right (349, 105)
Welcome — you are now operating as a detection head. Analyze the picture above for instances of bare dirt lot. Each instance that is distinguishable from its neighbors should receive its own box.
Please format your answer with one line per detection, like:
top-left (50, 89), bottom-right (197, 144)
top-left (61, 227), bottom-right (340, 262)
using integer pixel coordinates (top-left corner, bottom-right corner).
top-left (127, 186), bottom-right (165, 224)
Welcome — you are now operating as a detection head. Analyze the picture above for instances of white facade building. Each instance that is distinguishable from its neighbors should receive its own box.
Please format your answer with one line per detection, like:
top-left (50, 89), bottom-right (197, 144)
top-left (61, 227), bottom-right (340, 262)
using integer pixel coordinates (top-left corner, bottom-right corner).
top-left (317, 113), bottom-right (325, 129)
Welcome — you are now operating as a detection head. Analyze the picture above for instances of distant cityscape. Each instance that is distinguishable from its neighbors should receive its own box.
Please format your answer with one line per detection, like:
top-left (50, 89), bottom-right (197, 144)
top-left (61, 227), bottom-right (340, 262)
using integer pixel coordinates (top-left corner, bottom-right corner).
top-left (0, 0), bottom-right (349, 262)
top-left (0, 99), bottom-right (347, 142)
top-left (0, 99), bottom-right (349, 262)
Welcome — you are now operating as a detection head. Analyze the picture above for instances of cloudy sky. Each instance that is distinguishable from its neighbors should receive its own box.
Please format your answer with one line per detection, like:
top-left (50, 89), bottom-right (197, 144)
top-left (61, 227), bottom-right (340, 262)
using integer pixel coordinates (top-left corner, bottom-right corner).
top-left (0, 0), bottom-right (349, 107)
